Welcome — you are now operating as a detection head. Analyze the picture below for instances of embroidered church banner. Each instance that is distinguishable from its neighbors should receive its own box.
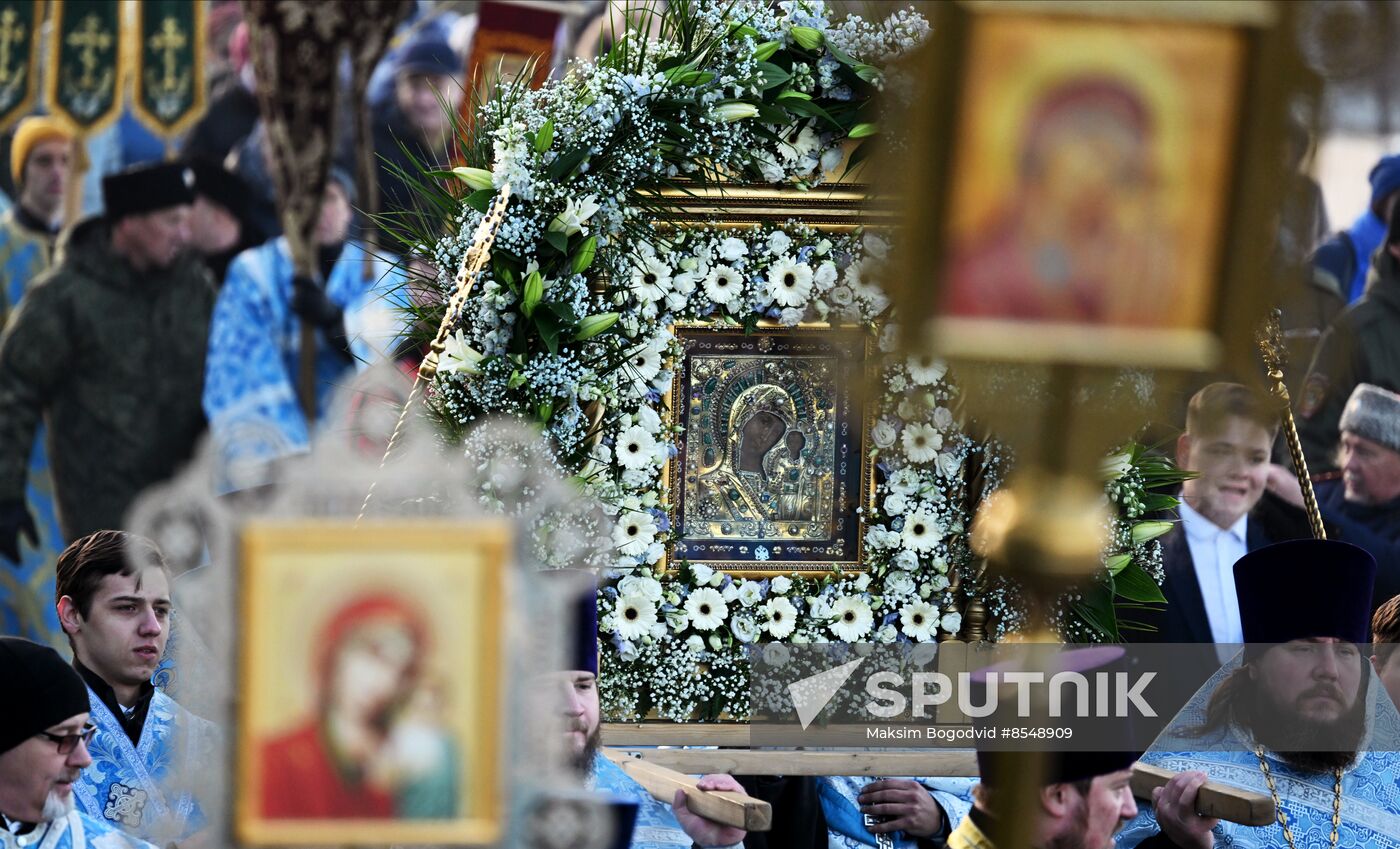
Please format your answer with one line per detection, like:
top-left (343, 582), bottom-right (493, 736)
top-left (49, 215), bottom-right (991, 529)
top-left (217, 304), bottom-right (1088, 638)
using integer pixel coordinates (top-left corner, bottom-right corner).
top-left (0, 0), bottom-right (41, 131)
top-left (46, 0), bottom-right (125, 134)
top-left (132, 0), bottom-right (207, 139)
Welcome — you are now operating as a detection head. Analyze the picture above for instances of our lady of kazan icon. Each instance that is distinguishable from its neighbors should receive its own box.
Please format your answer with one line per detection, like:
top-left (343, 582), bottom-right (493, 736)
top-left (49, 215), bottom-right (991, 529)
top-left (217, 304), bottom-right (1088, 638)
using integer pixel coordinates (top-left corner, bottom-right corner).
top-left (687, 358), bottom-right (833, 541)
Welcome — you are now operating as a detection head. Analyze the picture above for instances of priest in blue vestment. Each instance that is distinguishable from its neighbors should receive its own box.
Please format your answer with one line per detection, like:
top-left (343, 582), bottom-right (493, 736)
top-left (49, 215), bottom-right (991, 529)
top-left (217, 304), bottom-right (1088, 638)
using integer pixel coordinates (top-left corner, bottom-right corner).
top-left (1118, 539), bottom-right (1400, 848)
top-left (52, 533), bottom-right (216, 848)
top-left (554, 572), bottom-right (752, 849)
top-left (202, 169), bottom-right (407, 492)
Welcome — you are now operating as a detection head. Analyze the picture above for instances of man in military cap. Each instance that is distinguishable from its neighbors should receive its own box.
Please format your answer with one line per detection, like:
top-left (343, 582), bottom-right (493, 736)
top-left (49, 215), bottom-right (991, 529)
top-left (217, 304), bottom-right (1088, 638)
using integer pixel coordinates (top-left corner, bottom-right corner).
top-left (0, 636), bottom-right (157, 848)
top-left (1119, 539), bottom-right (1400, 848)
top-left (0, 162), bottom-right (214, 551)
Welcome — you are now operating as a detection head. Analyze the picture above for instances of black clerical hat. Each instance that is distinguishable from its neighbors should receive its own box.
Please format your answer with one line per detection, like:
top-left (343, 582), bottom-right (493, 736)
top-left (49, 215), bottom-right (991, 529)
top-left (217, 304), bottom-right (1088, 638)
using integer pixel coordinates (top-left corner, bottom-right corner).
top-left (0, 638), bottom-right (90, 755)
top-left (102, 161), bottom-right (194, 220)
top-left (1234, 539), bottom-right (1377, 645)
top-left (545, 570), bottom-right (598, 674)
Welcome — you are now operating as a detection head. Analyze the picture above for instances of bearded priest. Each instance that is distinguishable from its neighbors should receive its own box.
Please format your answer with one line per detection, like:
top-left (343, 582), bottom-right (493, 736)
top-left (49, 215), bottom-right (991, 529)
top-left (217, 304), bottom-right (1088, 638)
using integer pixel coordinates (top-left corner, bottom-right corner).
top-left (1119, 539), bottom-right (1400, 849)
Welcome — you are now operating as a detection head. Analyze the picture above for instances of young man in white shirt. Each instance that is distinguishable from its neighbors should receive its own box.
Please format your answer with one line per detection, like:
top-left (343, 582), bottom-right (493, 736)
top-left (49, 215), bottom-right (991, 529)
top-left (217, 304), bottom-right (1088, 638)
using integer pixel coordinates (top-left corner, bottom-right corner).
top-left (1148, 383), bottom-right (1280, 645)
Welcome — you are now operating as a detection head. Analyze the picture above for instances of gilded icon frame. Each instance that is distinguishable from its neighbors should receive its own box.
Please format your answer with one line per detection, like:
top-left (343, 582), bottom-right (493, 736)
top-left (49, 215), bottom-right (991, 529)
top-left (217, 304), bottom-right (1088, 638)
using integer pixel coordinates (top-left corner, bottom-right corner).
top-left (893, 0), bottom-right (1294, 374)
top-left (235, 519), bottom-right (508, 846)
top-left (665, 322), bottom-right (880, 576)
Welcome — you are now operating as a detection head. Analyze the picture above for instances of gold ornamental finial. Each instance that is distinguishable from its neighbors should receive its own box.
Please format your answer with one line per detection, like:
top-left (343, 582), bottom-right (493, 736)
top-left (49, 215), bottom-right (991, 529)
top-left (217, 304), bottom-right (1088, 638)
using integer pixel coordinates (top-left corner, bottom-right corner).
top-left (1256, 309), bottom-right (1326, 539)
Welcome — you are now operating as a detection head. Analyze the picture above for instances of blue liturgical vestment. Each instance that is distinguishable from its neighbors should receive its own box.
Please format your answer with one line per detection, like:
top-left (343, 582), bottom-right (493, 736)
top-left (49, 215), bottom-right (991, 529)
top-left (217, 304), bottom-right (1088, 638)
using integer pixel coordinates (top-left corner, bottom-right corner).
top-left (589, 752), bottom-right (694, 848)
top-left (0, 810), bottom-right (157, 849)
top-left (202, 237), bottom-right (406, 489)
top-left (819, 776), bottom-right (975, 848)
top-left (1117, 660), bottom-right (1400, 848)
top-left (72, 688), bottom-right (217, 846)
top-left (0, 208), bottom-right (63, 648)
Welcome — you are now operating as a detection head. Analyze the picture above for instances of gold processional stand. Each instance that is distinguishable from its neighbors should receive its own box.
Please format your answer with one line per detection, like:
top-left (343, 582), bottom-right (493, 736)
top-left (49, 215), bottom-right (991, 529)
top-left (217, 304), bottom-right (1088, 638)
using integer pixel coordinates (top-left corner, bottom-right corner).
top-left (882, 1), bottom-right (1315, 844)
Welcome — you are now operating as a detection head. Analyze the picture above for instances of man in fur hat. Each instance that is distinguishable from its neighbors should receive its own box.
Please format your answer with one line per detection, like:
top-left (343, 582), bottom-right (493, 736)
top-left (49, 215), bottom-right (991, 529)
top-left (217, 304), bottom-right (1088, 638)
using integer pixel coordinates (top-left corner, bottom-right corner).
top-left (1269, 383), bottom-right (1400, 608)
top-left (0, 162), bottom-right (213, 548)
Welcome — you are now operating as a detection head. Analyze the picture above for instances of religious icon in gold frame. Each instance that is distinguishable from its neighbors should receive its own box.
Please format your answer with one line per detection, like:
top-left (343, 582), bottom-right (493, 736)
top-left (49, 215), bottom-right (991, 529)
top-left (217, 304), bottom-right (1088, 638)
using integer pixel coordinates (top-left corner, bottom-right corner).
top-left (667, 323), bottom-right (877, 575)
top-left (235, 519), bottom-right (507, 846)
top-left (897, 0), bottom-right (1287, 373)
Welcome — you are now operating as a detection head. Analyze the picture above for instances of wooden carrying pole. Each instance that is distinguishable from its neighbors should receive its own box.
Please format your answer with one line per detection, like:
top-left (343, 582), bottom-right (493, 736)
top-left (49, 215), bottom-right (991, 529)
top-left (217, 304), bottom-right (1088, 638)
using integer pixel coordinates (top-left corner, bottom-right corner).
top-left (603, 747), bottom-right (1272, 828)
top-left (601, 749), bottom-right (772, 832)
top-left (1131, 764), bottom-right (1276, 827)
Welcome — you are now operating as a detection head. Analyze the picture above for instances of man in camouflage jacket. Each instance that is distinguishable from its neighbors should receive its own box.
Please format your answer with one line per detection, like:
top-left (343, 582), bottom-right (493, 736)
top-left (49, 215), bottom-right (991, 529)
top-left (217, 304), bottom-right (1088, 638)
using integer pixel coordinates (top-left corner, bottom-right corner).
top-left (0, 163), bottom-right (214, 554)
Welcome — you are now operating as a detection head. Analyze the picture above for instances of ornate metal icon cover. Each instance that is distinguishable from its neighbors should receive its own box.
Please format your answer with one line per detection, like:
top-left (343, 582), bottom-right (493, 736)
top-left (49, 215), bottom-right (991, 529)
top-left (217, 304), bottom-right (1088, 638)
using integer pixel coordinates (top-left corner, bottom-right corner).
top-left (671, 325), bottom-right (873, 573)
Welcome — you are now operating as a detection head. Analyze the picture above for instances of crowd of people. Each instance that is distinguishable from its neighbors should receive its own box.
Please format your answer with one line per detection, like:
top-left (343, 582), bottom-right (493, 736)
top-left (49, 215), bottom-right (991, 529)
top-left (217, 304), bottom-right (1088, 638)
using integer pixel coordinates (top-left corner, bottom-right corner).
top-left (0, 13), bottom-right (480, 646)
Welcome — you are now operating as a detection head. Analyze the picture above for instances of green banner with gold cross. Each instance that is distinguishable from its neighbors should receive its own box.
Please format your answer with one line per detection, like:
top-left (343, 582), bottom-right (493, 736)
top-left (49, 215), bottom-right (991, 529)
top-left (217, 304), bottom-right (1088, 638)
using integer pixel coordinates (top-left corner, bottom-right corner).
top-left (133, 0), bottom-right (206, 139)
top-left (46, 0), bottom-right (124, 134)
top-left (0, 1), bottom-right (41, 132)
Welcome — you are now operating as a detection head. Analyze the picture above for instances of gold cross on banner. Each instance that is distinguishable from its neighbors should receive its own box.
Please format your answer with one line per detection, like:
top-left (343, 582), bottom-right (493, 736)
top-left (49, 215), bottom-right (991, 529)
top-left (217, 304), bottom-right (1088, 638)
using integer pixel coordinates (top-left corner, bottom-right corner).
top-left (148, 17), bottom-right (186, 92)
top-left (66, 13), bottom-right (112, 89)
top-left (0, 9), bottom-right (26, 85)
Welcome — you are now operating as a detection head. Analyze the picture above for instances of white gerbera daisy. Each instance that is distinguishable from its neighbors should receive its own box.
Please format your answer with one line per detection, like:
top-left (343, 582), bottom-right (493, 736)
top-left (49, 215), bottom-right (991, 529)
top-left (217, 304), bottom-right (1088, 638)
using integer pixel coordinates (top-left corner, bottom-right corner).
top-left (631, 256), bottom-right (672, 304)
top-left (703, 264), bottom-right (743, 305)
top-left (614, 594), bottom-right (658, 639)
top-left (761, 596), bottom-right (798, 639)
top-left (902, 423), bottom-right (943, 463)
top-left (686, 587), bottom-right (728, 631)
top-left (828, 595), bottom-right (873, 641)
top-left (611, 511), bottom-right (658, 557)
top-left (907, 353), bottom-right (948, 385)
top-left (615, 425), bottom-right (658, 470)
top-left (766, 258), bottom-right (814, 307)
top-left (900, 601), bottom-right (939, 641)
top-left (902, 511), bottom-right (943, 552)
top-left (624, 343), bottom-right (663, 392)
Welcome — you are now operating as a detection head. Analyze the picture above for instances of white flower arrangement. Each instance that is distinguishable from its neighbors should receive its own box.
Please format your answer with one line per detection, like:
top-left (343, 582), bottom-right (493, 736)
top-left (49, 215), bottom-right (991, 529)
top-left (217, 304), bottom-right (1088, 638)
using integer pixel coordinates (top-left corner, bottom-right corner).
top-left (408, 0), bottom-right (1167, 719)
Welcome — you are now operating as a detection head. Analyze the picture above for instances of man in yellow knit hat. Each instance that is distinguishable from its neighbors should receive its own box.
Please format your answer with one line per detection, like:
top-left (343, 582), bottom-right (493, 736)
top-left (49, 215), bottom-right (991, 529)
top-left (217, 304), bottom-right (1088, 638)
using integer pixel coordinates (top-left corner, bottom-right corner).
top-left (0, 116), bottom-right (73, 328)
top-left (0, 115), bottom-right (74, 651)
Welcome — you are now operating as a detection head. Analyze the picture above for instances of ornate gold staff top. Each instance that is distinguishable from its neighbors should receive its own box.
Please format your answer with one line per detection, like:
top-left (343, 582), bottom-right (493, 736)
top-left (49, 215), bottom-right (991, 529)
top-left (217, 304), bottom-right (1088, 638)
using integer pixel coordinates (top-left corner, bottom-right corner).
top-left (356, 183), bottom-right (513, 523)
top-left (1257, 308), bottom-right (1326, 540)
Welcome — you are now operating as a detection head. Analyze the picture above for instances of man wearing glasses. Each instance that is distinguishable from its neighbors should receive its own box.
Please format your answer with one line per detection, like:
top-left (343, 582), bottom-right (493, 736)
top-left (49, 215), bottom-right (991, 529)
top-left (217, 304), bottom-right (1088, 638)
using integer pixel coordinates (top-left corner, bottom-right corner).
top-left (0, 636), bottom-right (156, 848)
